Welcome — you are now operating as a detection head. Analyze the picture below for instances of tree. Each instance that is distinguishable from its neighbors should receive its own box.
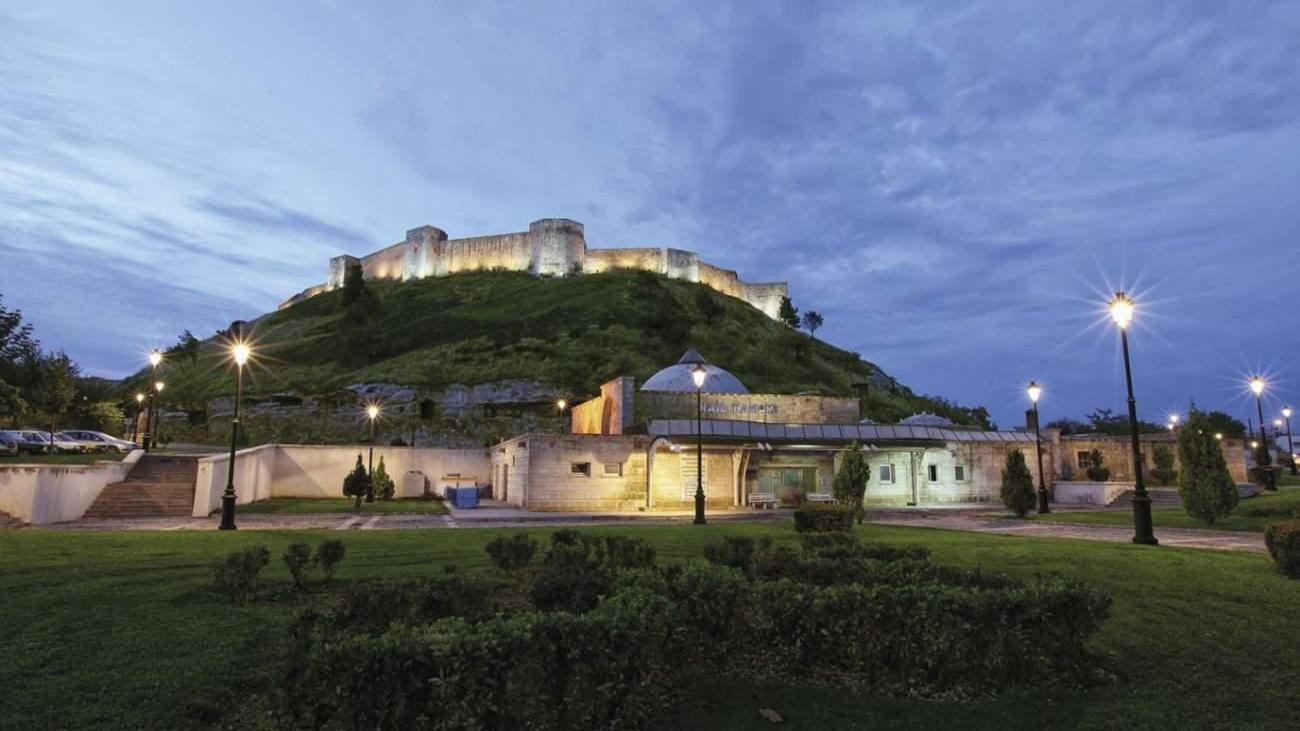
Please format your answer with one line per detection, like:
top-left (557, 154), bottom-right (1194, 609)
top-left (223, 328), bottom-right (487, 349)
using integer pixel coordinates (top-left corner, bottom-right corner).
top-left (1085, 449), bottom-right (1110, 481)
top-left (36, 352), bottom-right (78, 451)
top-left (832, 441), bottom-right (871, 522)
top-left (75, 401), bottom-right (125, 435)
top-left (694, 288), bottom-right (724, 325)
top-left (1044, 418), bottom-right (1088, 435)
top-left (1177, 410), bottom-right (1239, 524)
top-left (336, 264), bottom-right (383, 365)
top-left (1000, 449), bottom-right (1036, 517)
top-left (778, 296), bottom-right (799, 329)
top-left (0, 380), bottom-right (25, 426)
top-left (372, 456), bottom-right (395, 500)
top-left (1086, 407), bottom-right (1163, 435)
top-left (341, 455), bottom-right (371, 509)
top-left (1201, 411), bottom-right (1247, 439)
top-left (167, 330), bottom-right (201, 366)
top-left (802, 310), bottom-right (824, 339)
top-left (340, 263), bottom-right (367, 307)
top-left (1150, 444), bottom-right (1176, 486)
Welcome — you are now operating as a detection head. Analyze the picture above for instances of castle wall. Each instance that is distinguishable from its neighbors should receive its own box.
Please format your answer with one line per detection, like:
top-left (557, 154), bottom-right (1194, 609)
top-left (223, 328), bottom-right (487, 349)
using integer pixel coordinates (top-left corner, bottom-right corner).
top-left (528, 218), bottom-right (585, 276)
top-left (698, 262), bottom-right (745, 299)
top-left (664, 248), bottom-right (699, 282)
top-left (583, 247), bottom-right (666, 274)
top-left (443, 232), bottom-right (532, 274)
top-left (359, 241), bottom-right (408, 281)
top-left (742, 282), bottom-right (789, 320)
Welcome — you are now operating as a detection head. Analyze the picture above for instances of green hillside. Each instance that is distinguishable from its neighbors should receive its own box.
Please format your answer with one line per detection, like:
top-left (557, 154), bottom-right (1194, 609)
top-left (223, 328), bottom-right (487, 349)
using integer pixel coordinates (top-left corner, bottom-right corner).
top-left (126, 270), bottom-right (993, 428)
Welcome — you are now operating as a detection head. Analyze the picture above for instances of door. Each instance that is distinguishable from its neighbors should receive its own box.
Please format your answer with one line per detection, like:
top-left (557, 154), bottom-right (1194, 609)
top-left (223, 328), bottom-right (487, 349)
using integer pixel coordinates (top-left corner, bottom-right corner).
top-left (501, 464), bottom-right (509, 503)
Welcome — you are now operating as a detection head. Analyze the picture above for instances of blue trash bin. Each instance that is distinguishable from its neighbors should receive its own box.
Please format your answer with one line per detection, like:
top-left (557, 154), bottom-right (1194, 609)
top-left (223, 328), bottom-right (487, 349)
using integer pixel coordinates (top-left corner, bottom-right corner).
top-left (449, 485), bottom-right (479, 509)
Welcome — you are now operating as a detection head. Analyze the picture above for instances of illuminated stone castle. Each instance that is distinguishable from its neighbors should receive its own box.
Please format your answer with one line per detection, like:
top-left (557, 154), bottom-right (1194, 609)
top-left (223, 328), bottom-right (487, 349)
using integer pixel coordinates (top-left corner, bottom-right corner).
top-left (281, 218), bottom-right (788, 319)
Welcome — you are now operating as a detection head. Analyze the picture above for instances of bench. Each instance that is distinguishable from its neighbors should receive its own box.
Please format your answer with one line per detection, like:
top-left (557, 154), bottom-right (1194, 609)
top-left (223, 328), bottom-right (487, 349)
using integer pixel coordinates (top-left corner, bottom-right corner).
top-left (804, 492), bottom-right (835, 504)
top-left (747, 492), bottom-right (779, 509)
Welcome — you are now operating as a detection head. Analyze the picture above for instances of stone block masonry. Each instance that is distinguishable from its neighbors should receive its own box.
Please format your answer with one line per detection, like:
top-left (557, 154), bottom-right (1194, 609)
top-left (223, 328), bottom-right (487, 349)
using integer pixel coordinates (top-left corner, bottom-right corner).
top-left (282, 217), bottom-right (789, 319)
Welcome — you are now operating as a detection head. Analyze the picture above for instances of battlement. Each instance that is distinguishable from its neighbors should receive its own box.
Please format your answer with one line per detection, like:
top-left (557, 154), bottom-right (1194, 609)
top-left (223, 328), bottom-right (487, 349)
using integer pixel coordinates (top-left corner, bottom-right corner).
top-left (281, 217), bottom-right (789, 318)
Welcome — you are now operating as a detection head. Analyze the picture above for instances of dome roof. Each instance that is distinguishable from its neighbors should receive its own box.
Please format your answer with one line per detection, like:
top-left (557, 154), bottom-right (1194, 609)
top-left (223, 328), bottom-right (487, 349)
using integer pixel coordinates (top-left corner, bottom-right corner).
top-left (900, 412), bottom-right (955, 427)
top-left (640, 349), bottom-right (749, 394)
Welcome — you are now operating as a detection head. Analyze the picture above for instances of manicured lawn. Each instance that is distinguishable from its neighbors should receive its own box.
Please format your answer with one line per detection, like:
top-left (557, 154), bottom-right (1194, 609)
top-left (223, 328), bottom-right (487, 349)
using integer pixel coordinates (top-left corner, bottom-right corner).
top-left (1033, 487), bottom-right (1300, 533)
top-left (1, 524), bottom-right (1298, 729)
top-left (238, 497), bottom-right (448, 514)
top-left (0, 451), bottom-right (127, 466)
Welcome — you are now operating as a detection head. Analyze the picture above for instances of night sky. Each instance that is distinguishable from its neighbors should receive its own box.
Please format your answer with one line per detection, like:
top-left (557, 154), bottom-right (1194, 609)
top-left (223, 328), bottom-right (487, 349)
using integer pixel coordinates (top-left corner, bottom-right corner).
top-left (2, 1), bottom-right (1298, 428)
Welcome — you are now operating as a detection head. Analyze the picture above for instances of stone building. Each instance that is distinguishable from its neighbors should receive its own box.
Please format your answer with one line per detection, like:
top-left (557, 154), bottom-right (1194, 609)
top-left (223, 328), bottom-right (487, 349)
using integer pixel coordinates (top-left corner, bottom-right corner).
top-left (280, 217), bottom-right (789, 319)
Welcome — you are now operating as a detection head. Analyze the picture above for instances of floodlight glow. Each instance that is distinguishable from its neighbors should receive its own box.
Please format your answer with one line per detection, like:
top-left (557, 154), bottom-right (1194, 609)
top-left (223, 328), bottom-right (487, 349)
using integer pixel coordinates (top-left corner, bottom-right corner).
top-left (1026, 381), bottom-right (1041, 403)
top-left (1108, 292), bottom-right (1134, 329)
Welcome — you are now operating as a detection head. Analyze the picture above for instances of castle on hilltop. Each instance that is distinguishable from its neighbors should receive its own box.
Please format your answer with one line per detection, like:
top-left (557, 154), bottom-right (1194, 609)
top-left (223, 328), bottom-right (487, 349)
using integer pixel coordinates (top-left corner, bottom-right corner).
top-left (280, 218), bottom-right (789, 319)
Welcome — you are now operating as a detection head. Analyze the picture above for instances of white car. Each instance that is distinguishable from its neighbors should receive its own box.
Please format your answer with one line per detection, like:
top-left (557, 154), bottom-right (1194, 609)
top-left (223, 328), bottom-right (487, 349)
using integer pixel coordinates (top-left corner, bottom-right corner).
top-left (0, 430), bottom-right (88, 454)
top-left (57, 430), bottom-right (139, 453)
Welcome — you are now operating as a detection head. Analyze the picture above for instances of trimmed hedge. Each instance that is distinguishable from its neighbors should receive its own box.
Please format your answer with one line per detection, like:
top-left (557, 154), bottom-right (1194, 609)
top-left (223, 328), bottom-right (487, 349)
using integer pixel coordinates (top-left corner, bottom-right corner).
top-left (1264, 521), bottom-right (1300, 578)
top-left (793, 504), bottom-right (856, 532)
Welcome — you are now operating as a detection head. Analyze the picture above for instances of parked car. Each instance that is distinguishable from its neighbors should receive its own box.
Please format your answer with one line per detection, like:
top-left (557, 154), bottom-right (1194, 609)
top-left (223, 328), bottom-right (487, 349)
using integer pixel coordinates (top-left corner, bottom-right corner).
top-left (57, 430), bottom-right (139, 453)
top-left (0, 430), bottom-right (88, 454)
top-left (0, 433), bottom-right (18, 458)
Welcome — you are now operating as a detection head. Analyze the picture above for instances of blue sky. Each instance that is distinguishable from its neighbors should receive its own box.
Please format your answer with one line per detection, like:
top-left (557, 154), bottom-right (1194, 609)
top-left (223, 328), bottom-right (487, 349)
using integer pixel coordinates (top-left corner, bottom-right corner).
top-left (1, 0), bottom-right (1298, 428)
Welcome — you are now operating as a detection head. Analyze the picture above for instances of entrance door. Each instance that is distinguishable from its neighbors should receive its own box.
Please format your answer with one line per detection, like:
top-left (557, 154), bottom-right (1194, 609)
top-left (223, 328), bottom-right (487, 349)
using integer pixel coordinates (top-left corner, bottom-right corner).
top-left (501, 465), bottom-right (509, 503)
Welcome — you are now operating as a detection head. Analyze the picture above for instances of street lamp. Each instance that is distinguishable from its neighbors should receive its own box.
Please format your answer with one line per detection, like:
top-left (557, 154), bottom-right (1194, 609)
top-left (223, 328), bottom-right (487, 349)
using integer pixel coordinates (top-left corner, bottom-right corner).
top-left (365, 403), bottom-right (380, 503)
top-left (1108, 291), bottom-right (1157, 545)
top-left (1026, 381), bottom-right (1049, 514)
top-left (691, 363), bottom-right (707, 525)
top-left (556, 399), bottom-right (568, 434)
top-left (145, 349), bottom-right (163, 450)
top-left (131, 393), bottom-right (145, 445)
top-left (1168, 413), bottom-right (1180, 431)
top-left (1283, 406), bottom-right (1297, 476)
top-left (151, 380), bottom-right (165, 450)
top-left (1249, 376), bottom-right (1274, 490)
top-left (219, 341), bottom-right (251, 531)
top-left (1214, 432), bottom-right (1223, 441)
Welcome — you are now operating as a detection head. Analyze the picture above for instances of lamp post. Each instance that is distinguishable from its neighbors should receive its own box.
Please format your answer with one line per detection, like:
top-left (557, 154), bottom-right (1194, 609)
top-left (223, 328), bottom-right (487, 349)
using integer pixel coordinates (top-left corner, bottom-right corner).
top-left (151, 380), bottom-right (165, 450)
top-left (219, 341), bottom-right (251, 531)
top-left (1168, 413), bottom-right (1180, 432)
top-left (366, 404), bottom-right (379, 503)
top-left (1249, 377), bottom-right (1274, 491)
top-left (1284, 407), bottom-right (1296, 476)
top-left (690, 363), bottom-right (707, 525)
top-left (1026, 381), bottom-right (1049, 514)
top-left (145, 349), bottom-right (162, 450)
top-left (131, 393), bottom-right (145, 445)
top-left (1108, 292), bottom-right (1157, 545)
top-left (557, 399), bottom-right (568, 434)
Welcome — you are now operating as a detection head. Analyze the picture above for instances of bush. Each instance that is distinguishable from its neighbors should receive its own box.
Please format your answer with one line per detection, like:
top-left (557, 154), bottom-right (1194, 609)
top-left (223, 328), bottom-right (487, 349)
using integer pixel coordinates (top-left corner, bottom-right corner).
top-left (531, 532), bottom-right (659, 612)
top-left (485, 533), bottom-right (539, 570)
top-left (703, 535), bottom-right (773, 576)
top-left (793, 504), bottom-right (856, 532)
top-left (1264, 521), bottom-right (1300, 578)
top-left (211, 545), bottom-right (270, 604)
top-left (283, 542), bottom-right (315, 591)
top-left (1177, 410), bottom-right (1239, 524)
top-left (1001, 449), bottom-right (1036, 517)
top-left (1085, 449), bottom-right (1111, 482)
top-left (314, 540), bottom-right (346, 581)
top-left (832, 441), bottom-right (871, 521)
top-left (341, 455), bottom-right (370, 508)
top-left (371, 456), bottom-right (395, 500)
top-left (1151, 444), bottom-right (1176, 486)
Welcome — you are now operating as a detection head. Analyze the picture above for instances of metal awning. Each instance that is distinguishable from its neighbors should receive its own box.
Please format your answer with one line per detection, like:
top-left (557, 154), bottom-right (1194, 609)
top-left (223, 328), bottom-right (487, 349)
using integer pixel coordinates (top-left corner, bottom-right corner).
top-left (644, 419), bottom-right (1036, 445)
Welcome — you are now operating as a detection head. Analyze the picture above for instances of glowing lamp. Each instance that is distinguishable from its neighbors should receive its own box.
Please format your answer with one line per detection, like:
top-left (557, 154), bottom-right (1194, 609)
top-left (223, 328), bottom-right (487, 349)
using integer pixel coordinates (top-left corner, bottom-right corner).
top-left (1108, 292), bottom-right (1134, 329)
top-left (1275, 419), bottom-right (1284, 428)
top-left (135, 393), bottom-right (145, 403)
top-left (1249, 377), bottom-right (1265, 396)
top-left (556, 399), bottom-right (567, 411)
top-left (1214, 433), bottom-right (1223, 440)
top-left (232, 342), bottom-right (251, 367)
top-left (1026, 381), bottom-right (1041, 404)
top-left (366, 404), bottom-right (380, 420)
top-left (1285, 407), bottom-right (1293, 419)
top-left (148, 349), bottom-right (163, 367)
top-left (690, 363), bottom-right (707, 389)
top-left (154, 381), bottom-right (165, 393)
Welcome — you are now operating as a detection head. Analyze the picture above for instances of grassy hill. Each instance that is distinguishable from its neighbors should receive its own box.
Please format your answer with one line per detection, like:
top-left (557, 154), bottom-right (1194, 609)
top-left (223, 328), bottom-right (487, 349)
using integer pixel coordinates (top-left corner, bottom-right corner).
top-left (126, 270), bottom-right (992, 428)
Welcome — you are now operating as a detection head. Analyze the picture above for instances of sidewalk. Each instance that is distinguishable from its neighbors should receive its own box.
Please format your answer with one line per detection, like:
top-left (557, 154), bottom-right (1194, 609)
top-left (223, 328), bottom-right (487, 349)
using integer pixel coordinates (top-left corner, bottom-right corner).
top-left (871, 511), bottom-right (1266, 553)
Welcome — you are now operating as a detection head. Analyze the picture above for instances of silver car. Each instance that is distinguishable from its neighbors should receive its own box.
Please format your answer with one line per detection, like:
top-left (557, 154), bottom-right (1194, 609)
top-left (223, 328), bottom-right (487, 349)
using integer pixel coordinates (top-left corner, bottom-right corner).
top-left (57, 430), bottom-right (139, 453)
top-left (0, 430), bottom-right (86, 454)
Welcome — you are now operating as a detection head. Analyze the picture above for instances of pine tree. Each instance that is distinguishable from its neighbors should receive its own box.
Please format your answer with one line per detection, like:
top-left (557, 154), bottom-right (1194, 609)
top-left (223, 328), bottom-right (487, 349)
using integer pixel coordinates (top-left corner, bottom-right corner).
top-left (832, 441), bottom-right (872, 522)
top-left (1000, 449), bottom-right (1035, 517)
top-left (778, 296), bottom-right (799, 329)
top-left (341, 455), bottom-right (371, 509)
top-left (372, 456), bottom-right (396, 500)
top-left (1178, 410), bottom-right (1239, 524)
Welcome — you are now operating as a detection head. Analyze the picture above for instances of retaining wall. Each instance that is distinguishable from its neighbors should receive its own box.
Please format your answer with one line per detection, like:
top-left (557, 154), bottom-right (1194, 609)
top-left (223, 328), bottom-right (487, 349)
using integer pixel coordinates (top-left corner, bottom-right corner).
top-left (0, 450), bottom-right (143, 524)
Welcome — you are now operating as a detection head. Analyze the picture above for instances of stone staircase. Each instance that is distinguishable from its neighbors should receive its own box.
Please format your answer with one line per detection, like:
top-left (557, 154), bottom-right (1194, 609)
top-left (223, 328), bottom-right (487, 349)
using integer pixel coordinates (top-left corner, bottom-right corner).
top-left (1106, 487), bottom-right (1182, 508)
top-left (82, 455), bottom-right (199, 519)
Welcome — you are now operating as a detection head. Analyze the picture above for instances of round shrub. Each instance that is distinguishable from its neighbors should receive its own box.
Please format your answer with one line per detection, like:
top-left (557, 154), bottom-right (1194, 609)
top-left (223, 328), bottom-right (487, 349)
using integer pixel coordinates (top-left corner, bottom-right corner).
top-left (1264, 521), bottom-right (1300, 578)
top-left (793, 504), bottom-right (856, 532)
top-left (485, 533), bottom-right (539, 570)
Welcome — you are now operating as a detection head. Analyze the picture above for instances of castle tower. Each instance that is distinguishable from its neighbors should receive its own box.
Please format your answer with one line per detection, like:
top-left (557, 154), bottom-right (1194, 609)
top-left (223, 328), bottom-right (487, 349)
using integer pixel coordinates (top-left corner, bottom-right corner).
top-left (327, 255), bottom-right (361, 290)
top-left (528, 218), bottom-right (586, 276)
top-left (402, 225), bottom-right (449, 280)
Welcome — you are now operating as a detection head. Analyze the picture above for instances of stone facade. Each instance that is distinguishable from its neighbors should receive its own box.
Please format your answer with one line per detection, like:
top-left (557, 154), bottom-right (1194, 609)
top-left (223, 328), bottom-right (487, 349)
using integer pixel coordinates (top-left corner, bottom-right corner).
top-left (282, 217), bottom-right (789, 319)
top-left (1059, 433), bottom-right (1249, 484)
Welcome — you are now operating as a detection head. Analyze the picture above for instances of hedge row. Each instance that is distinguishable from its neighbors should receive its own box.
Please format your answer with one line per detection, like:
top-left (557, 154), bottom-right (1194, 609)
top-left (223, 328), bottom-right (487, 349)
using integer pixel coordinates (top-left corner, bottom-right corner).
top-left (1264, 521), bottom-right (1300, 578)
top-left (792, 504), bottom-right (857, 532)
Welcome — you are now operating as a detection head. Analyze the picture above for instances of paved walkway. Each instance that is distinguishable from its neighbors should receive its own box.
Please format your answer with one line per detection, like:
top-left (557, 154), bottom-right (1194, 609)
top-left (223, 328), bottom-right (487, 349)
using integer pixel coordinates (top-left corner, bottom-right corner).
top-left (871, 511), bottom-right (1267, 553)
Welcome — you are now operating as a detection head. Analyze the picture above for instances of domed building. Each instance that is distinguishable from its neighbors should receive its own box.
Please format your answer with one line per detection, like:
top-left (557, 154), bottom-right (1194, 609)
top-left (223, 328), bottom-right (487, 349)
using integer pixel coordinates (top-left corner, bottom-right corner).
top-left (640, 349), bottom-right (749, 394)
top-left (899, 412), bottom-right (955, 427)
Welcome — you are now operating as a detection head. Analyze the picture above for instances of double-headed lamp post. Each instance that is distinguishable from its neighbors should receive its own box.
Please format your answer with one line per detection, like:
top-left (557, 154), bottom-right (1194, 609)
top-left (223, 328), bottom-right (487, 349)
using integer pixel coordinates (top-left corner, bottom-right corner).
top-left (1168, 413), bottom-right (1180, 431)
top-left (1026, 381), bottom-right (1049, 514)
top-left (690, 363), bottom-right (707, 525)
top-left (1249, 377), bottom-right (1274, 490)
top-left (145, 349), bottom-right (163, 450)
top-left (1283, 407), bottom-right (1296, 476)
top-left (219, 342), bottom-right (251, 531)
top-left (366, 404), bottom-right (380, 503)
top-left (1108, 292), bottom-right (1157, 546)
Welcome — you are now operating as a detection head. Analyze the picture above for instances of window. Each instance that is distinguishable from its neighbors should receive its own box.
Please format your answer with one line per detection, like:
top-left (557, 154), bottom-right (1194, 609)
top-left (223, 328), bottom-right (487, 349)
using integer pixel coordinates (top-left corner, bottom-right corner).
top-left (602, 462), bottom-right (623, 477)
top-left (1076, 451), bottom-right (1090, 469)
top-left (570, 462), bottom-right (591, 476)
top-left (927, 464), bottom-right (938, 482)
top-left (878, 464), bottom-right (894, 483)
top-left (954, 465), bottom-right (966, 482)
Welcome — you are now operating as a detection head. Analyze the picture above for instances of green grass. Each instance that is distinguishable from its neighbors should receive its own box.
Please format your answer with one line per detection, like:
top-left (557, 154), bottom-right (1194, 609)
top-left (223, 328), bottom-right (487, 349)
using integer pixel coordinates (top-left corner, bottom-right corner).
top-left (238, 497), bottom-right (448, 514)
top-left (1033, 487), bottom-right (1300, 533)
top-left (0, 451), bottom-right (127, 466)
top-left (2, 524), bottom-right (1299, 729)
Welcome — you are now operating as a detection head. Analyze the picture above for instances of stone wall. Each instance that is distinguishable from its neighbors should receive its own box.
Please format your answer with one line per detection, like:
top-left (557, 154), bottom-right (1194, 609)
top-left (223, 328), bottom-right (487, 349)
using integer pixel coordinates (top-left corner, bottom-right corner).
top-left (0, 450), bottom-right (144, 524)
top-left (493, 434), bottom-right (652, 511)
top-left (861, 442), bottom-right (1051, 507)
top-left (285, 217), bottom-right (789, 320)
top-left (1058, 434), bottom-right (1248, 484)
